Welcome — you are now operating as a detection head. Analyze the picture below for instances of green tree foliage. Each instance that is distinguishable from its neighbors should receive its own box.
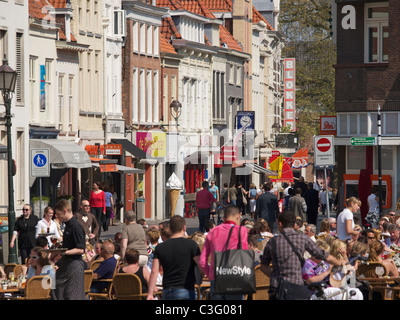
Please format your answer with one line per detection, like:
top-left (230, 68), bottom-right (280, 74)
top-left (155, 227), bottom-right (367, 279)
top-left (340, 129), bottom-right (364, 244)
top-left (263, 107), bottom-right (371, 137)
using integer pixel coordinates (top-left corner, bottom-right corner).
top-left (279, 0), bottom-right (336, 144)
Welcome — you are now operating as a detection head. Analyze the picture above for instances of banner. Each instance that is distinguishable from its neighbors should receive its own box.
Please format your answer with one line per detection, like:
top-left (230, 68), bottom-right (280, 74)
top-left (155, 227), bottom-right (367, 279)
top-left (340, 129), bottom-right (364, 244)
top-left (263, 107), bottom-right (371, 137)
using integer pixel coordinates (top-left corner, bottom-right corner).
top-left (136, 131), bottom-right (166, 158)
top-left (284, 58), bottom-right (296, 131)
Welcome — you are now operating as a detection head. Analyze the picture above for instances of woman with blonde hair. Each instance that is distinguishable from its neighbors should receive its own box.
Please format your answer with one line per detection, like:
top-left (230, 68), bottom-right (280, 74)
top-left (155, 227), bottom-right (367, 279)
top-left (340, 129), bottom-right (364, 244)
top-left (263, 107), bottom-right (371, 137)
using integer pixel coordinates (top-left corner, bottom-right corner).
top-left (248, 183), bottom-right (258, 218)
top-left (369, 240), bottom-right (399, 277)
top-left (336, 197), bottom-right (361, 241)
top-left (330, 239), bottom-right (349, 264)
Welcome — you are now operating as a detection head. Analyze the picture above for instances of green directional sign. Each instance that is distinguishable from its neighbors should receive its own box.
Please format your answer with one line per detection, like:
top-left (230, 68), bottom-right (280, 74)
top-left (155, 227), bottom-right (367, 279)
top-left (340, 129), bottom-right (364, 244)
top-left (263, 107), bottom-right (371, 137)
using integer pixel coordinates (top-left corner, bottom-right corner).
top-left (350, 137), bottom-right (376, 146)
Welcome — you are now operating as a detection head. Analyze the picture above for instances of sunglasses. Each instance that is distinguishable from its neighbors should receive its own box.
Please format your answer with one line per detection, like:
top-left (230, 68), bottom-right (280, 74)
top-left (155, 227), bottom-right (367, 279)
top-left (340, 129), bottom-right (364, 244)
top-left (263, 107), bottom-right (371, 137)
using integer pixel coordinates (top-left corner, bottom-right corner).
top-left (30, 256), bottom-right (39, 260)
top-left (22, 209), bottom-right (30, 211)
top-left (83, 205), bottom-right (90, 207)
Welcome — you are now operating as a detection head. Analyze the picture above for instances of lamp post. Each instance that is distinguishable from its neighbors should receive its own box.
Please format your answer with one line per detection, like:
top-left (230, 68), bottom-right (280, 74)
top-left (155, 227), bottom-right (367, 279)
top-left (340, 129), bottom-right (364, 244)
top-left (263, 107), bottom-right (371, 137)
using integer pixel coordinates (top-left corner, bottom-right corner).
top-left (0, 57), bottom-right (18, 264)
top-left (170, 100), bottom-right (182, 131)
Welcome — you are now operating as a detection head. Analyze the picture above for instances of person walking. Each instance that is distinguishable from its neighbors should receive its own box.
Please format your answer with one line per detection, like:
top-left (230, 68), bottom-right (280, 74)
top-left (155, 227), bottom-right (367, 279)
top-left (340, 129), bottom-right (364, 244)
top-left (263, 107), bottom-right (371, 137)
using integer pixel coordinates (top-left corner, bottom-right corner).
top-left (89, 181), bottom-right (105, 239)
top-left (236, 181), bottom-right (248, 215)
top-left (248, 183), bottom-right (258, 219)
top-left (304, 182), bottom-right (320, 225)
top-left (199, 206), bottom-right (248, 300)
top-left (196, 180), bottom-right (220, 232)
top-left (255, 182), bottom-right (279, 232)
top-left (288, 188), bottom-right (307, 222)
top-left (319, 188), bottom-right (327, 215)
top-left (102, 184), bottom-right (114, 232)
top-left (10, 204), bottom-right (39, 264)
top-left (120, 210), bottom-right (148, 266)
top-left (147, 216), bottom-right (202, 300)
top-left (53, 199), bottom-right (86, 300)
top-left (336, 197), bottom-right (361, 241)
top-left (260, 210), bottom-right (348, 300)
top-left (228, 182), bottom-right (237, 206)
top-left (74, 199), bottom-right (99, 245)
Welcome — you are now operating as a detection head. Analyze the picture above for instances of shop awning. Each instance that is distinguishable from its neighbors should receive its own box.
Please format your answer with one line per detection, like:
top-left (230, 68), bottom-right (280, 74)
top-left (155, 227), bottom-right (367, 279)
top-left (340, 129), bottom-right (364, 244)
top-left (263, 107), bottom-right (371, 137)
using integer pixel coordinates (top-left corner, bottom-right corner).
top-left (92, 162), bottom-right (145, 174)
top-left (111, 138), bottom-right (157, 165)
top-left (245, 163), bottom-right (277, 176)
top-left (30, 139), bottom-right (92, 169)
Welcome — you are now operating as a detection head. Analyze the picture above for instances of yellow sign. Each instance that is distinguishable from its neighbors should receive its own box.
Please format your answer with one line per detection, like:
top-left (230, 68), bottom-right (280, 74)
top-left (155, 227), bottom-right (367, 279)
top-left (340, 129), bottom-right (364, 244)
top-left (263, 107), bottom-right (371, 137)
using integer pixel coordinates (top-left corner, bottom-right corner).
top-left (269, 155), bottom-right (283, 179)
top-left (136, 132), bottom-right (166, 158)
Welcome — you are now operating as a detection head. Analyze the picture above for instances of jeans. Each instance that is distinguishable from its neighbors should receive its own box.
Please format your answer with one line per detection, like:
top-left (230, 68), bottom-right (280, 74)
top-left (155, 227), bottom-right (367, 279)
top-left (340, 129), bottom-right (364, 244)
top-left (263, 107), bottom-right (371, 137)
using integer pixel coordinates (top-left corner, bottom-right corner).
top-left (162, 288), bottom-right (196, 300)
top-left (19, 247), bottom-right (32, 265)
top-left (198, 209), bottom-right (211, 232)
top-left (209, 280), bottom-right (244, 300)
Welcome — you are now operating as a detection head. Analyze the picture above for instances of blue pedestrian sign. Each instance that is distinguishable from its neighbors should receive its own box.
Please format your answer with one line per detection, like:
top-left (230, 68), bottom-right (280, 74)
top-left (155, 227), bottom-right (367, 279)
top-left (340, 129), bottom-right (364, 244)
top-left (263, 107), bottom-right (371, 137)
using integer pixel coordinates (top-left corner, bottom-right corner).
top-left (31, 148), bottom-right (50, 177)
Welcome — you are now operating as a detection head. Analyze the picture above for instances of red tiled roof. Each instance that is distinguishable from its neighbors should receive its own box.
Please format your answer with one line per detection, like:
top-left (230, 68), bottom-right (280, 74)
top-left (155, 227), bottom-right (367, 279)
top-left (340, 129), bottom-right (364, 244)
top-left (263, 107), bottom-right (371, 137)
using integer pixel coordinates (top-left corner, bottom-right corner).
top-left (160, 33), bottom-right (177, 54)
top-left (46, 0), bottom-right (66, 8)
top-left (29, 0), bottom-right (56, 21)
top-left (151, 0), bottom-right (185, 10)
top-left (252, 6), bottom-right (274, 30)
top-left (178, 0), bottom-right (216, 19)
top-left (161, 16), bottom-right (183, 41)
top-left (219, 25), bottom-right (242, 52)
top-left (201, 0), bottom-right (232, 12)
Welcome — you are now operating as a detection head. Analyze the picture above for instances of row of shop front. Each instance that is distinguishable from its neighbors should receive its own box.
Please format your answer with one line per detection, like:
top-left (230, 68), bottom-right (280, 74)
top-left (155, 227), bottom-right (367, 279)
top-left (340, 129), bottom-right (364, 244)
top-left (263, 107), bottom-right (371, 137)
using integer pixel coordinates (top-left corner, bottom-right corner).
top-left (21, 128), bottom-right (279, 221)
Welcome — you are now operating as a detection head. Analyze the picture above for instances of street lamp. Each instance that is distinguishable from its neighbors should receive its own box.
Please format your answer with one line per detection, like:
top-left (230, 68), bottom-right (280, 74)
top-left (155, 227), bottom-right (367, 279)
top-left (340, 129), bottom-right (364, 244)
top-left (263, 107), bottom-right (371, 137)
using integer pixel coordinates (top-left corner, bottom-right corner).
top-left (170, 100), bottom-right (182, 130)
top-left (0, 57), bottom-right (18, 264)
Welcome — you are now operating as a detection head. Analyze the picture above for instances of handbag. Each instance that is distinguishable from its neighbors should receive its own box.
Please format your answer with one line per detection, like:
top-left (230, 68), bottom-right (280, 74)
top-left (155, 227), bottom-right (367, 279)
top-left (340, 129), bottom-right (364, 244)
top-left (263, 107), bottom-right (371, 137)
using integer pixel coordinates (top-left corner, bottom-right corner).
top-left (241, 189), bottom-right (248, 205)
top-left (214, 226), bottom-right (256, 295)
top-left (272, 231), bottom-right (312, 300)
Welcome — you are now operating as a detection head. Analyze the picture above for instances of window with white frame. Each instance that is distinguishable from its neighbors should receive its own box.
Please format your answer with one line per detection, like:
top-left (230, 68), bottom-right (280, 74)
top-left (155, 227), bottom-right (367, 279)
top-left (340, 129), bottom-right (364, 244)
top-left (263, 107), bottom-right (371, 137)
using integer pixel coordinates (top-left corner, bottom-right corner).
top-left (139, 68), bottom-right (145, 122)
top-left (147, 69), bottom-right (152, 122)
top-left (140, 23), bottom-right (145, 54)
top-left (132, 67), bottom-right (138, 122)
top-left (86, 0), bottom-right (91, 31)
top-left (58, 74), bottom-right (64, 130)
top-left (133, 22), bottom-right (138, 52)
top-left (29, 56), bottom-right (38, 121)
top-left (365, 2), bottom-right (388, 63)
top-left (147, 25), bottom-right (153, 55)
top-left (154, 26), bottom-right (159, 56)
top-left (153, 70), bottom-right (159, 123)
top-left (236, 65), bottom-right (243, 86)
top-left (68, 76), bottom-right (74, 131)
top-left (114, 9), bottom-right (126, 37)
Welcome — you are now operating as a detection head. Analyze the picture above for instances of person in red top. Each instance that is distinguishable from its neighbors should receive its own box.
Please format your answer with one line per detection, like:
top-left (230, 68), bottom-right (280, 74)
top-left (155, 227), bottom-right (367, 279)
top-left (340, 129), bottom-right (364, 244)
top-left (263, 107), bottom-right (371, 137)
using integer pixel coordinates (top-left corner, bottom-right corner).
top-left (89, 181), bottom-right (106, 238)
top-left (196, 181), bottom-right (221, 232)
top-left (199, 205), bottom-right (248, 300)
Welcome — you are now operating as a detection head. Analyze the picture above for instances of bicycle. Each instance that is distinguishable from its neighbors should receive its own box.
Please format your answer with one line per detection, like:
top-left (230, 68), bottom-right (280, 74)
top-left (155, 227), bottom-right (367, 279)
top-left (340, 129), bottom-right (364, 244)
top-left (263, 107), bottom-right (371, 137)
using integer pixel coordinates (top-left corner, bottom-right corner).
top-left (308, 255), bottom-right (368, 300)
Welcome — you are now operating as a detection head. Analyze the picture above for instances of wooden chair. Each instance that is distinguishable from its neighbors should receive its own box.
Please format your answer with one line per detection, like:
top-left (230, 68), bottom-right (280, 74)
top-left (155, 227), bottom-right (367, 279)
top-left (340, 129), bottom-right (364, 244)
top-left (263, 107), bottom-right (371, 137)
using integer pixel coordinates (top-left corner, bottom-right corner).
top-left (89, 258), bottom-right (120, 300)
top-left (89, 259), bottom-right (102, 271)
top-left (14, 265), bottom-right (24, 278)
top-left (4, 263), bottom-right (17, 278)
top-left (247, 265), bottom-right (270, 300)
top-left (356, 262), bottom-right (388, 278)
top-left (84, 270), bottom-right (93, 300)
top-left (10, 276), bottom-right (51, 300)
top-left (112, 273), bottom-right (148, 300)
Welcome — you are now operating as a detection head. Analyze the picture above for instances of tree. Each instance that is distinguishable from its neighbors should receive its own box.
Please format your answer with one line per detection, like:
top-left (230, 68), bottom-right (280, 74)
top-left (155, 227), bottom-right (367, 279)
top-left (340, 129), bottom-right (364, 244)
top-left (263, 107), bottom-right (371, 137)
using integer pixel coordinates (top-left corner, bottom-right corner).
top-left (279, 0), bottom-right (336, 146)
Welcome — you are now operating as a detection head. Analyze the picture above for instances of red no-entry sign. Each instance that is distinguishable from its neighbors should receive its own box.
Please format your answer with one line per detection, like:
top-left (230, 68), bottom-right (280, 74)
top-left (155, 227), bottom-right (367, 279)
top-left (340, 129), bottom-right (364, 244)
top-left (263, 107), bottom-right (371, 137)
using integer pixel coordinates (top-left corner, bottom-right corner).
top-left (314, 135), bottom-right (334, 167)
top-left (316, 137), bottom-right (331, 153)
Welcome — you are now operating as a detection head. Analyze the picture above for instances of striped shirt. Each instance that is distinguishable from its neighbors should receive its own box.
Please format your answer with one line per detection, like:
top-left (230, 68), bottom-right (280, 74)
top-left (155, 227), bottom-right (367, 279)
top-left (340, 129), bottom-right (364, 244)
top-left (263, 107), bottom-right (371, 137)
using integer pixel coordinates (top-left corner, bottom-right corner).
top-left (261, 228), bottom-right (329, 288)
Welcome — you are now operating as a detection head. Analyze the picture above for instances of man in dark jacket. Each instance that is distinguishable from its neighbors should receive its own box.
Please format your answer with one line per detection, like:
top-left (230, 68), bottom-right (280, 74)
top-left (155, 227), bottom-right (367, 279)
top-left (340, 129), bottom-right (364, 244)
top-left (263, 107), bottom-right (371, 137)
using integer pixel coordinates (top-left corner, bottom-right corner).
top-left (304, 182), bottom-right (320, 225)
top-left (255, 182), bottom-right (279, 232)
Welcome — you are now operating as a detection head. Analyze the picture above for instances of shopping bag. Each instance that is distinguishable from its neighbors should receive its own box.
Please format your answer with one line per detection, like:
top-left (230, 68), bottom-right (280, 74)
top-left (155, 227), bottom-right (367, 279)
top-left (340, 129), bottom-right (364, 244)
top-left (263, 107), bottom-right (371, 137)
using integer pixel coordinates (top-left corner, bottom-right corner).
top-left (214, 226), bottom-right (256, 295)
